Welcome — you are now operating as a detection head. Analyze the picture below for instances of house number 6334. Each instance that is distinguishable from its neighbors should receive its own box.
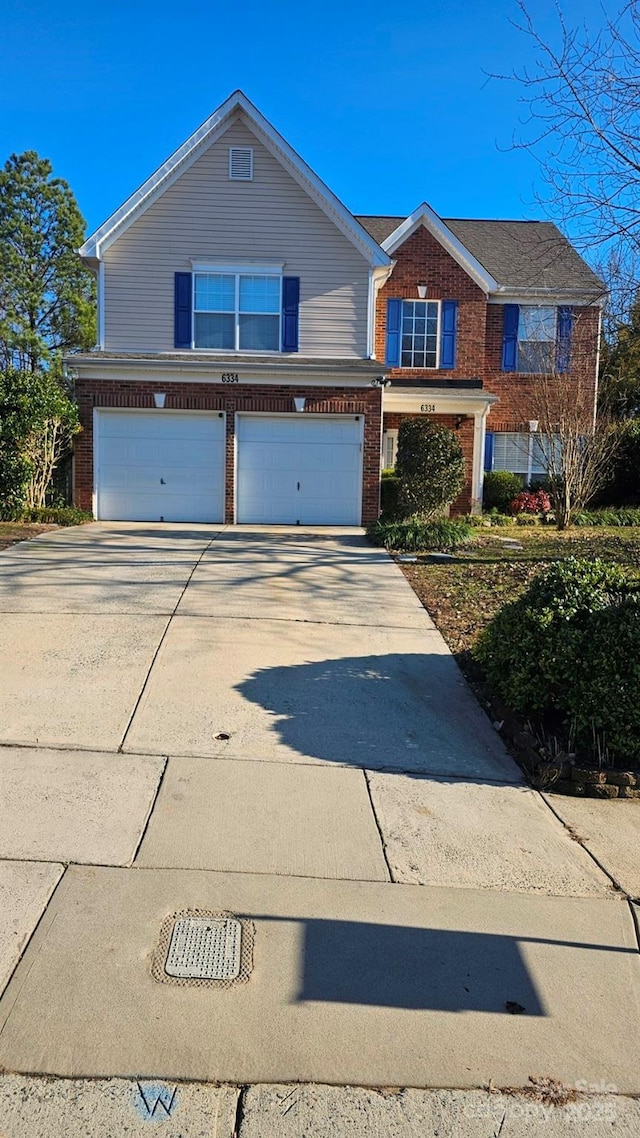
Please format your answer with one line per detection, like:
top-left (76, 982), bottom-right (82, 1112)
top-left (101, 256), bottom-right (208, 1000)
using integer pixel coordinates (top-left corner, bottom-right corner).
top-left (420, 403), bottom-right (436, 413)
top-left (221, 373), bottom-right (239, 383)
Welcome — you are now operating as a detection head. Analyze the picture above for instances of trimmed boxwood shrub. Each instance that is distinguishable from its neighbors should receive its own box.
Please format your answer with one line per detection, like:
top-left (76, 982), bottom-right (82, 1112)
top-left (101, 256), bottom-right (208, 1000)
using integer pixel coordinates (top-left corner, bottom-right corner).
top-left (483, 470), bottom-right (524, 514)
top-left (475, 558), bottom-right (640, 763)
top-left (396, 419), bottom-right (465, 519)
top-left (368, 518), bottom-right (474, 552)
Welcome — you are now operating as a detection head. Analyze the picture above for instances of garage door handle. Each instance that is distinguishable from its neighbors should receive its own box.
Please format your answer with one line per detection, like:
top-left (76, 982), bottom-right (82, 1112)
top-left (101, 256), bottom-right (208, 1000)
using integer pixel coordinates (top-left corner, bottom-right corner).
top-left (297, 481), bottom-right (300, 491)
top-left (160, 478), bottom-right (166, 484)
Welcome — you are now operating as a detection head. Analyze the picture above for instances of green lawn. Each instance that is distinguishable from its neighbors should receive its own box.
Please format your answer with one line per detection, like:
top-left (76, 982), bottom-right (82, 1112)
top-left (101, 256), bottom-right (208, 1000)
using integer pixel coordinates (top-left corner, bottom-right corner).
top-left (400, 526), bottom-right (640, 662)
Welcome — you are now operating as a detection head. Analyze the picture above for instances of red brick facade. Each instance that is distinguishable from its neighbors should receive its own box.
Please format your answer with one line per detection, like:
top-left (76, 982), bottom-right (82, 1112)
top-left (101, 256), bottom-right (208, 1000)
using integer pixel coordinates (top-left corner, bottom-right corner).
top-left (75, 379), bottom-right (382, 525)
top-left (376, 225), bottom-right (600, 511)
top-left (376, 227), bottom-right (488, 383)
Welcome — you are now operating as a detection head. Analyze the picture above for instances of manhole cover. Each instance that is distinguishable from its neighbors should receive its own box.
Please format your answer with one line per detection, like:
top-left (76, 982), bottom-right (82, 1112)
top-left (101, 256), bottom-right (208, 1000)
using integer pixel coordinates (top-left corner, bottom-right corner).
top-left (166, 916), bottom-right (241, 980)
top-left (151, 909), bottom-right (254, 988)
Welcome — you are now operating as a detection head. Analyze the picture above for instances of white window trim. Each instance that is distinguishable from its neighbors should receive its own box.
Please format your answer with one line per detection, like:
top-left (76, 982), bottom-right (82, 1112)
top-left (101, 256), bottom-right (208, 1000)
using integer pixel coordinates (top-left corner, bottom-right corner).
top-left (400, 298), bottom-right (441, 370)
top-left (190, 260), bottom-right (285, 274)
top-left (516, 305), bottom-right (557, 375)
top-left (192, 270), bottom-right (283, 354)
top-left (382, 429), bottom-right (398, 469)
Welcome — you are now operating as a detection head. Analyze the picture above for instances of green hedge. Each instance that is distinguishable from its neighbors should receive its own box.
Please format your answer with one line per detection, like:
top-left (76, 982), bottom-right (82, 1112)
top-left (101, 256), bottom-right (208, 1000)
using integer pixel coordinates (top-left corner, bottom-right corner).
top-left (475, 558), bottom-right (640, 764)
top-left (12, 506), bottom-right (93, 526)
top-left (368, 518), bottom-right (475, 552)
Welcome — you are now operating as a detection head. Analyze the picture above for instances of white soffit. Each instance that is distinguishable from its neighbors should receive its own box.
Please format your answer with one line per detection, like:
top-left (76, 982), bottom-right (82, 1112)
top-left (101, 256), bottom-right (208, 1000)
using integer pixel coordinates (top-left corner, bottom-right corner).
top-left (381, 202), bottom-right (499, 294)
top-left (80, 91), bottom-right (391, 269)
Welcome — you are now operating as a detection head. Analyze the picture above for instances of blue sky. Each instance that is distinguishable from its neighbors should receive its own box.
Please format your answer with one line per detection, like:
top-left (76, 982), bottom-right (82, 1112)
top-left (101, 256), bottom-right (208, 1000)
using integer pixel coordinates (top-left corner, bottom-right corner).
top-left (0, 0), bottom-right (609, 240)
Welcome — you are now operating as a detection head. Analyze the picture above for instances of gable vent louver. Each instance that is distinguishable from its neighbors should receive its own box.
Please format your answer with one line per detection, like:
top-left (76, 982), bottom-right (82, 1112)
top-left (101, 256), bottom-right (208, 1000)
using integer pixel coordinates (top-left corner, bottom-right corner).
top-left (229, 147), bottom-right (254, 181)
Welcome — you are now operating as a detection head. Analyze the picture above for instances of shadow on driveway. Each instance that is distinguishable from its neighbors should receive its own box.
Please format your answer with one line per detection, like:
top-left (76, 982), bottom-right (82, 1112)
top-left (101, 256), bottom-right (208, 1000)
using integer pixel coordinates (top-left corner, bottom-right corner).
top-left (235, 652), bottom-right (519, 781)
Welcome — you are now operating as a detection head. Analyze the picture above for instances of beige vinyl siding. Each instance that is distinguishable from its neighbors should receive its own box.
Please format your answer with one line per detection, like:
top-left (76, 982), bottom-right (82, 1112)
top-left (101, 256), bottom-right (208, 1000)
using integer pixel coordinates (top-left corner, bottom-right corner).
top-left (103, 115), bottom-right (370, 358)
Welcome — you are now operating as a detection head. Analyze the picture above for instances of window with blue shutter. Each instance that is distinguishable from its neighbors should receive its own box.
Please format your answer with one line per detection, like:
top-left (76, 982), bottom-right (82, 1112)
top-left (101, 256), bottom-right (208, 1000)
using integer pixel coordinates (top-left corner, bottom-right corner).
top-left (501, 304), bottom-right (519, 371)
top-left (440, 300), bottom-right (457, 369)
top-left (385, 298), bottom-right (402, 367)
top-left (174, 272), bottom-right (192, 349)
top-left (281, 276), bottom-right (300, 352)
top-left (484, 431), bottom-right (495, 472)
top-left (556, 306), bottom-right (573, 372)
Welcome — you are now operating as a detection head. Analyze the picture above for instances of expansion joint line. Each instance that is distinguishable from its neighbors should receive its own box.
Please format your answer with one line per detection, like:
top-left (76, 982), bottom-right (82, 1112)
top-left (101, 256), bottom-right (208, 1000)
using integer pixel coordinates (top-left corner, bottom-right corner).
top-left (118, 528), bottom-right (228, 752)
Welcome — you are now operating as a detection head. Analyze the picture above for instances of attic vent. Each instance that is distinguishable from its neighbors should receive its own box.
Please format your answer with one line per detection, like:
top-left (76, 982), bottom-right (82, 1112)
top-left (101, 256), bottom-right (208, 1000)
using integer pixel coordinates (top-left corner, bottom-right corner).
top-left (229, 147), bottom-right (254, 181)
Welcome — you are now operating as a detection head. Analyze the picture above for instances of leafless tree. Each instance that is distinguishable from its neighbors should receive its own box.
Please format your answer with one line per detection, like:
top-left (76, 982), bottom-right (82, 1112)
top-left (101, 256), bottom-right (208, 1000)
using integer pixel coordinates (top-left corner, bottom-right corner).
top-left (534, 384), bottom-right (619, 530)
top-left (525, 312), bottom-right (620, 528)
top-left (500, 1), bottom-right (640, 319)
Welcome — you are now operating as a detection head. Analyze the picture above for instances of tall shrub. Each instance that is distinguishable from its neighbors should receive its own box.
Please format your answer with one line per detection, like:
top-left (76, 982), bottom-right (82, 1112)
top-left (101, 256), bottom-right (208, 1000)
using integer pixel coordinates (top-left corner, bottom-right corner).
top-left (395, 419), bottom-right (465, 519)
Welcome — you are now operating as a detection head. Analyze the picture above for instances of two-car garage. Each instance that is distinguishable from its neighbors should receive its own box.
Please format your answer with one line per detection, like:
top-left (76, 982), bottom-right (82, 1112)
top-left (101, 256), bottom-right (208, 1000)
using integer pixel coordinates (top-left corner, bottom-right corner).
top-left (94, 410), bottom-right (364, 525)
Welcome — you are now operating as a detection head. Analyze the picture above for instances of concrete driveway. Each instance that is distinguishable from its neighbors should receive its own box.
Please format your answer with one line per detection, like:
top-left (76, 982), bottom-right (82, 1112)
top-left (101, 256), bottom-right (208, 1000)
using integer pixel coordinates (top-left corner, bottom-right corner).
top-left (0, 523), bottom-right (638, 1116)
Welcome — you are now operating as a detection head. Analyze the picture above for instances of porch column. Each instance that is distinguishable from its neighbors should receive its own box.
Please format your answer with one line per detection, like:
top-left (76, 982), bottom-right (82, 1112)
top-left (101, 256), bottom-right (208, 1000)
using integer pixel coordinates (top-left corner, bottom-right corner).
top-left (471, 410), bottom-right (487, 513)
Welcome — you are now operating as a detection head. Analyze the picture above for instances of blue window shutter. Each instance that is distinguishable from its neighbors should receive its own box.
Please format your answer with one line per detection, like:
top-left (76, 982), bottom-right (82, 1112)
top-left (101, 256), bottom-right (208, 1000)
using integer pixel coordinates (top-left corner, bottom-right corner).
top-left (282, 276), bottom-right (300, 352)
top-left (502, 304), bottom-right (519, 371)
top-left (556, 306), bottom-right (573, 372)
top-left (484, 431), bottom-right (495, 472)
top-left (385, 298), bottom-right (402, 367)
top-left (174, 272), bottom-right (192, 349)
top-left (440, 300), bottom-right (458, 369)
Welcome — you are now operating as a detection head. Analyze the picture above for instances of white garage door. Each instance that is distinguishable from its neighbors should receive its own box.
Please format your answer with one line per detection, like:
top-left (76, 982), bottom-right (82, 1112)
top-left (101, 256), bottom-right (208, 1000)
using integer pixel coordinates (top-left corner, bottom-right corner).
top-left (95, 411), bottom-right (225, 522)
top-left (236, 414), bottom-right (363, 525)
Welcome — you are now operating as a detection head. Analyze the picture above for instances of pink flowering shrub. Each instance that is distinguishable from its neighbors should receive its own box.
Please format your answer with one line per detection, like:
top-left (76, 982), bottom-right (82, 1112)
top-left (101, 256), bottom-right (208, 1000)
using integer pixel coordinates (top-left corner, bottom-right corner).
top-left (509, 489), bottom-right (552, 515)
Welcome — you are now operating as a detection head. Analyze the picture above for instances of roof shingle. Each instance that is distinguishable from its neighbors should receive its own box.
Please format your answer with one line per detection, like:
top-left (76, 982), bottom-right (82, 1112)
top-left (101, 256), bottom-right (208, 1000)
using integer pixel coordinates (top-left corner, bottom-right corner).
top-left (355, 215), bottom-right (604, 294)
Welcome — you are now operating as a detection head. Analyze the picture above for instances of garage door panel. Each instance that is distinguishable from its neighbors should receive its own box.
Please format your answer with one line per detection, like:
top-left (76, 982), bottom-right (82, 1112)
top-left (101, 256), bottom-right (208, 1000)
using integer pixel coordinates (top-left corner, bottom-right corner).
top-left (98, 491), bottom-right (216, 524)
top-left (96, 412), bottom-right (225, 523)
top-left (236, 415), bottom-right (362, 525)
top-left (99, 415), bottom-right (223, 442)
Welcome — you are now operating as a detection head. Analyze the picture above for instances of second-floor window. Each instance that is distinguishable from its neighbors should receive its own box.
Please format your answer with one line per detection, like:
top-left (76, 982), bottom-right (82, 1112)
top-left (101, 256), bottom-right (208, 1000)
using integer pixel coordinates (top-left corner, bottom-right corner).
top-left (517, 306), bottom-right (556, 373)
top-left (401, 300), bottom-right (440, 368)
top-left (502, 303), bottom-right (574, 374)
top-left (194, 273), bottom-right (281, 351)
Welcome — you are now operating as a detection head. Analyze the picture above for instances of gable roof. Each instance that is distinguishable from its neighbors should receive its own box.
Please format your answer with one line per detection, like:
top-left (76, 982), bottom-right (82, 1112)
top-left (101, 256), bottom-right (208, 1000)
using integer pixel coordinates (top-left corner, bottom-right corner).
top-left (356, 213), bottom-right (604, 295)
top-left (371, 203), bottom-right (499, 293)
top-left (80, 92), bottom-right (391, 269)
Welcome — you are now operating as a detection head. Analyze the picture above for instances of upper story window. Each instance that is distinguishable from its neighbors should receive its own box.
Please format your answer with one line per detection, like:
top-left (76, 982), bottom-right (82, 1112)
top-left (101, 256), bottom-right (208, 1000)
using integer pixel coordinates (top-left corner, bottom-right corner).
top-left (385, 298), bottom-right (457, 370)
top-left (401, 300), bottom-right (440, 368)
top-left (517, 306), bottom-right (556, 373)
top-left (502, 303), bottom-right (573, 374)
top-left (194, 273), bottom-right (281, 351)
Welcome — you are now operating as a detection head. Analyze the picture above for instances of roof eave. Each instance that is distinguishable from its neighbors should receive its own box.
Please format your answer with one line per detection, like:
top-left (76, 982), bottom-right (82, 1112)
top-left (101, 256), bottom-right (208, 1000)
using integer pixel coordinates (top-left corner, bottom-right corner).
top-left (381, 203), bottom-right (499, 293)
top-left (80, 91), bottom-right (391, 270)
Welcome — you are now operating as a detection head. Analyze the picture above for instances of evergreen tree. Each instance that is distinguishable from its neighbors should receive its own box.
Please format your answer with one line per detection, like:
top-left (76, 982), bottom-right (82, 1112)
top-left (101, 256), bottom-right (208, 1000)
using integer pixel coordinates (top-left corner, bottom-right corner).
top-left (0, 151), bottom-right (95, 376)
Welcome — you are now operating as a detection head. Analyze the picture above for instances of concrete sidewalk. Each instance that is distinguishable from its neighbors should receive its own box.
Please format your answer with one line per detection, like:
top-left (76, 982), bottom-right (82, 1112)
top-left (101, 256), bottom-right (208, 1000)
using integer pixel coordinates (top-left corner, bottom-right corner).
top-left (0, 523), bottom-right (638, 1134)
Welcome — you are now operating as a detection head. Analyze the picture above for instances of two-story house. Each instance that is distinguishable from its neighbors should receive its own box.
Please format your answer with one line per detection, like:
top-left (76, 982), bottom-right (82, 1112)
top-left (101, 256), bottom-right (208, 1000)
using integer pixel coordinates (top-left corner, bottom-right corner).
top-left (70, 92), bottom-right (602, 524)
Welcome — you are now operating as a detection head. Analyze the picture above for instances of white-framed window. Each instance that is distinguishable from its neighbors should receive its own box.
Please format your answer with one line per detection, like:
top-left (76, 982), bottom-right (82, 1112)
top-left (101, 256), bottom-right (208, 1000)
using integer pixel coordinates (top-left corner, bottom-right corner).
top-left (518, 306), bottom-right (556, 373)
top-left (382, 429), bottom-right (398, 469)
top-left (493, 432), bottom-right (559, 482)
top-left (401, 300), bottom-right (440, 368)
top-left (193, 272), bottom-right (281, 351)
